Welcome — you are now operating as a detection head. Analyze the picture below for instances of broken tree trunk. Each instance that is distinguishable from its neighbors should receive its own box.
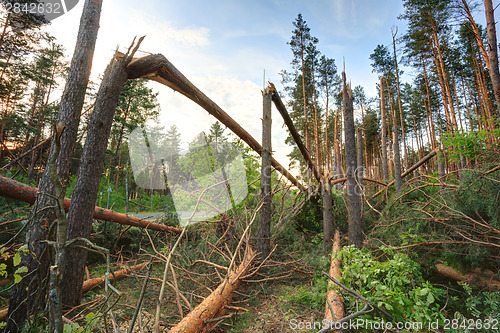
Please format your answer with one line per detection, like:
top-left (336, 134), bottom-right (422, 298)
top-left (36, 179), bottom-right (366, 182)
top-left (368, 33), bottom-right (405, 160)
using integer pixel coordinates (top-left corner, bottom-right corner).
top-left (122, 53), bottom-right (306, 192)
top-left (82, 262), bottom-right (149, 293)
top-left (0, 175), bottom-right (182, 234)
top-left (324, 230), bottom-right (343, 330)
top-left (435, 264), bottom-right (500, 291)
top-left (373, 147), bottom-right (439, 198)
top-left (168, 247), bottom-right (256, 333)
top-left (258, 88), bottom-right (272, 258)
top-left (269, 82), bottom-right (321, 182)
top-left (342, 72), bottom-right (363, 248)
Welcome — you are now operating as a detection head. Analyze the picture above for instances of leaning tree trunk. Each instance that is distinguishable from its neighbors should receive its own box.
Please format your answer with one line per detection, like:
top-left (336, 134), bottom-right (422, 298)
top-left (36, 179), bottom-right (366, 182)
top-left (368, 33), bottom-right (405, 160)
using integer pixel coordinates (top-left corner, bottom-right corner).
top-left (257, 87), bottom-right (272, 259)
top-left (6, 1), bottom-right (102, 330)
top-left (485, 0), bottom-right (500, 118)
top-left (342, 72), bottom-right (362, 248)
top-left (61, 40), bottom-right (143, 307)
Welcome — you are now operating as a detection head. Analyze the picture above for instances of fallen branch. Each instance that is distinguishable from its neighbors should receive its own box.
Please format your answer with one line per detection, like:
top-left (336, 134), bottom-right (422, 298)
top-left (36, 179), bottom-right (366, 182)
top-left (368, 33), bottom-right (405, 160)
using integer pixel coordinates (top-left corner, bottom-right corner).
top-left (1, 136), bottom-right (52, 171)
top-left (0, 176), bottom-right (182, 234)
top-left (435, 264), bottom-right (500, 291)
top-left (82, 261), bottom-right (149, 293)
top-left (168, 246), bottom-right (256, 333)
top-left (324, 230), bottom-right (343, 330)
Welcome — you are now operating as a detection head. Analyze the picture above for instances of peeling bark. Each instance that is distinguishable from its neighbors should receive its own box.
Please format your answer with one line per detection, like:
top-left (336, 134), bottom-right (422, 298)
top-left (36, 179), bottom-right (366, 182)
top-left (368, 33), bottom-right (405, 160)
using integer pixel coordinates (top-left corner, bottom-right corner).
top-left (168, 247), bottom-right (256, 333)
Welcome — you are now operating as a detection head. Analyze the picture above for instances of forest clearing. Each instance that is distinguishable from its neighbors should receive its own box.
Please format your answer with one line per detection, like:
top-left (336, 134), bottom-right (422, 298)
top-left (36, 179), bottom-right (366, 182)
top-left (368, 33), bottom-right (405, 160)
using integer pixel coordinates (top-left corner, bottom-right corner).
top-left (0, 0), bottom-right (499, 332)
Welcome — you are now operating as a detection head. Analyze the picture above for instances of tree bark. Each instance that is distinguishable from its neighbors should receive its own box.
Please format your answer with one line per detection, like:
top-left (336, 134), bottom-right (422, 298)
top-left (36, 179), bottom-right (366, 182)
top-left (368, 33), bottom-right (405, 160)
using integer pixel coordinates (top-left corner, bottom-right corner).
top-left (168, 247), bottom-right (255, 333)
top-left (385, 78), bottom-right (403, 194)
top-left (0, 175), bottom-right (182, 234)
top-left (257, 88), bottom-right (272, 259)
top-left (356, 127), bottom-right (364, 188)
top-left (324, 230), bottom-right (343, 330)
top-left (485, 0), bottom-right (500, 118)
top-left (6, 1), bottom-right (103, 330)
top-left (269, 82), bottom-right (321, 182)
top-left (322, 178), bottom-right (334, 251)
top-left (342, 72), bottom-right (362, 248)
top-left (61, 39), bottom-right (144, 307)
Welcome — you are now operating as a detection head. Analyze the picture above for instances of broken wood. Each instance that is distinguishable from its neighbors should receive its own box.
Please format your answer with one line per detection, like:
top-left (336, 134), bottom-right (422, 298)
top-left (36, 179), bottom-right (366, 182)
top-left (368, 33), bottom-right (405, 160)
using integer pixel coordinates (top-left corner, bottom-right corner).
top-left (373, 147), bottom-right (439, 198)
top-left (435, 263), bottom-right (500, 291)
top-left (82, 261), bottom-right (149, 293)
top-left (0, 175), bottom-right (182, 234)
top-left (0, 262), bottom-right (148, 323)
top-left (324, 230), bottom-right (343, 330)
top-left (168, 246), bottom-right (256, 333)
top-left (120, 53), bottom-right (307, 192)
top-left (269, 82), bottom-right (321, 182)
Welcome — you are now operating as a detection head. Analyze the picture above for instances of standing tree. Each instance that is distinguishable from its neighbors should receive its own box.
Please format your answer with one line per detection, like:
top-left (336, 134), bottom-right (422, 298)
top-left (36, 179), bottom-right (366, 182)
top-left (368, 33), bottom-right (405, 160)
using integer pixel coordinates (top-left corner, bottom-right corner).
top-left (342, 71), bottom-right (362, 248)
top-left (7, 0), bottom-right (103, 330)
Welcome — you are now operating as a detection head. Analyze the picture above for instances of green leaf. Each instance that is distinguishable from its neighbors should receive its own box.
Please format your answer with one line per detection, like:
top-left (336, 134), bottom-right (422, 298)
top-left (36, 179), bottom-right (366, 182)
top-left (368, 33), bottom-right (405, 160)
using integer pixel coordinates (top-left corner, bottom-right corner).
top-left (427, 293), bottom-right (435, 304)
top-left (12, 251), bottom-right (21, 266)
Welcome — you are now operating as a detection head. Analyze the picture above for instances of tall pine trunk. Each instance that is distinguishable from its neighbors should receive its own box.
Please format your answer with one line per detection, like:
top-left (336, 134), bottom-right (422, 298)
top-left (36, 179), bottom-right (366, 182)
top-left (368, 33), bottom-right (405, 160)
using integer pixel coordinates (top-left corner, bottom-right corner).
top-left (61, 41), bottom-right (142, 306)
top-left (342, 72), bottom-right (362, 248)
top-left (380, 76), bottom-right (389, 182)
top-left (6, 1), bottom-right (103, 330)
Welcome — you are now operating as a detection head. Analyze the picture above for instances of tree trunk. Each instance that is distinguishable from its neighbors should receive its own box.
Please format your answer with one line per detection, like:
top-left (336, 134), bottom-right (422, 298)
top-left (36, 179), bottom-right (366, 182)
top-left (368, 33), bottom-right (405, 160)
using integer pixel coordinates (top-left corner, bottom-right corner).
top-left (392, 30), bottom-right (408, 168)
top-left (324, 230), bottom-right (343, 329)
top-left (61, 40), bottom-right (143, 307)
top-left (6, 1), bottom-right (103, 330)
top-left (0, 175), bottom-right (182, 234)
top-left (384, 77), bottom-right (403, 194)
top-left (257, 88), bottom-right (272, 259)
top-left (270, 83), bottom-right (321, 182)
top-left (168, 247), bottom-right (255, 333)
top-left (125, 55), bottom-right (305, 191)
top-left (322, 178), bottom-right (334, 251)
top-left (380, 76), bottom-right (389, 182)
top-left (356, 127), bottom-right (364, 188)
top-left (485, 0), bottom-right (500, 119)
top-left (342, 72), bottom-right (362, 248)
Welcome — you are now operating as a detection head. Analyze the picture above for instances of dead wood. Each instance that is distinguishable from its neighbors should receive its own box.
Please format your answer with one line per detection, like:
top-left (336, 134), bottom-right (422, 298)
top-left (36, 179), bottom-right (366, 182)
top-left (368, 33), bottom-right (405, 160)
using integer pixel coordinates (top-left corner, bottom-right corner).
top-left (81, 262), bottom-right (149, 294)
top-left (168, 246), bottom-right (256, 333)
top-left (324, 230), bottom-right (343, 331)
top-left (269, 82), bottom-right (321, 182)
top-left (0, 175), bottom-right (181, 234)
top-left (119, 52), bottom-right (306, 192)
top-left (0, 262), bottom-right (148, 323)
top-left (435, 263), bottom-right (500, 291)
top-left (373, 147), bottom-right (439, 198)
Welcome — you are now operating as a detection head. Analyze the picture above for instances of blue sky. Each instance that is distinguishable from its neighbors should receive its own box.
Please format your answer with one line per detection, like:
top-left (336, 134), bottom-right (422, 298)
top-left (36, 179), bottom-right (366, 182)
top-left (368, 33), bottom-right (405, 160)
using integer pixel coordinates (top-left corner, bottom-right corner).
top-left (44, 0), bottom-right (489, 175)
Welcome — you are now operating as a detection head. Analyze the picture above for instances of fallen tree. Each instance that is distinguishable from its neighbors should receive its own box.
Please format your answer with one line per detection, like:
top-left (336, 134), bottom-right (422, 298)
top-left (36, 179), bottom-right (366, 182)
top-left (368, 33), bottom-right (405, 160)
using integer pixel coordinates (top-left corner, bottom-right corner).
top-left (373, 147), bottom-right (439, 198)
top-left (0, 261), bottom-right (148, 322)
top-left (119, 53), bottom-right (307, 193)
top-left (435, 263), bottom-right (500, 291)
top-left (0, 175), bottom-right (182, 234)
top-left (324, 230), bottom-right (343, 331)
top-left (168, 246), bottom-right (256, 333)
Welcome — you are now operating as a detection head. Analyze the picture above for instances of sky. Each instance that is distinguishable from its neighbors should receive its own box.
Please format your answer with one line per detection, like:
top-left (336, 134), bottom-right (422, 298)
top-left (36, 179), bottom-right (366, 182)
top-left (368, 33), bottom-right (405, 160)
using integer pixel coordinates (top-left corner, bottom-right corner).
top-left (42, 0), bottom-right (490, 176)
